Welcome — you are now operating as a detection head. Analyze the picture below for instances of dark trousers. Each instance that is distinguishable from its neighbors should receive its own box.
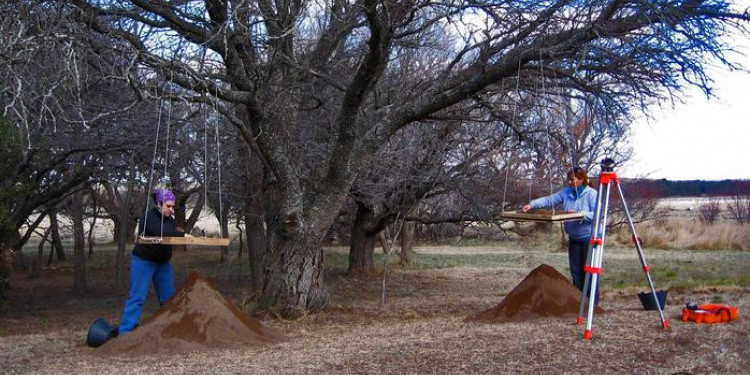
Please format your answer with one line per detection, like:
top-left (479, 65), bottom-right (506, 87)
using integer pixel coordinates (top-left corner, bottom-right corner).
top-left (569, 238), bottom-right (598, 305)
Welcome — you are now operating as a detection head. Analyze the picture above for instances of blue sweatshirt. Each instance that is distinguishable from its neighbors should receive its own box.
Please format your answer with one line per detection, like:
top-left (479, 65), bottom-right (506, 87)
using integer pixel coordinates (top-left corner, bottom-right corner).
top-left (529, 186), bottom-right (598, 240)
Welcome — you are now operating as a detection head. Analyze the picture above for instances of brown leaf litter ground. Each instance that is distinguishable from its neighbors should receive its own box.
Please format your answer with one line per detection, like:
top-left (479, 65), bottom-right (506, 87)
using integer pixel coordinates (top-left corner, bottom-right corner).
top-left (0, 245), bottom-right (747, 374)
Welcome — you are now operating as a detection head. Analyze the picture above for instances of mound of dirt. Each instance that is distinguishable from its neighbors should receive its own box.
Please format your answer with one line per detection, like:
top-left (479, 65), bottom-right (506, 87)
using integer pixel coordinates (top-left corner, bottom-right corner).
top-left (466, 264), bottom-right (603, 322)
top-left (98, 272), bottom-right (285, 355)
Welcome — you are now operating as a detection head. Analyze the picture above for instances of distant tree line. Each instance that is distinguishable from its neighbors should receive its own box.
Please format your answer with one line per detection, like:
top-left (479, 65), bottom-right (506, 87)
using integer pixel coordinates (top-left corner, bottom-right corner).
top-left (629, 179), bottom-right (750, 198)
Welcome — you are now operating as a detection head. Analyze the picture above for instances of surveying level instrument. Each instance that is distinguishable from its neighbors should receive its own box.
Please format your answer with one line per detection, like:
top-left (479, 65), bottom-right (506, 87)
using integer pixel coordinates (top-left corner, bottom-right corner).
top-left (577, 158), bottom-right (668, 340)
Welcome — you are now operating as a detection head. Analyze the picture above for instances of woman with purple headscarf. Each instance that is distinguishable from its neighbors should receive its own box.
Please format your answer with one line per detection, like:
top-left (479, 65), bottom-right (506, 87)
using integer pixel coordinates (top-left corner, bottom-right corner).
top-left (116, 188), bottom-right (188, 335)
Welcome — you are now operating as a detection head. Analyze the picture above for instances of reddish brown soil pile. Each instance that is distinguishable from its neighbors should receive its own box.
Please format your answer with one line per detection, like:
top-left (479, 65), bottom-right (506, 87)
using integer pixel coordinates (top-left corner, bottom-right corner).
top-left (99, 272), bottom-right (285, 355)
top-left (466, 264), bottom-right (603, 322)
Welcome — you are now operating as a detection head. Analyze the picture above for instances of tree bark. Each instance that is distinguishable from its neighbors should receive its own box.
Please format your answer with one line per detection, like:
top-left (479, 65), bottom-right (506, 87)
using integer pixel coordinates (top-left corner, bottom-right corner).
top-left (184, 194), bottom-right (203, 233)
top-left (348, 202), bottom-right (378, 274)
top-left (87, 191), bottom-right (99, 257)
top-left (348, 225), bottom-right (376, 274)
top-left (239, 133), bottom-right (267, 293)
top-left (48, 209), bottom-right (66, 261)
top-left (260, 234), bottom-right (329, 318)
top-left (245, 210), bottom-right (266, 293)
top-left (0, 232), bottom-right (20, 299)
top-left (400, 221), bottom-right (415, 265)
top-left (218, 207), bottom-right (230, 261)
top-left (71, 192), bottom-right (86, 293)
top-left (116, 156), bottom-right (137, 290)
top-left (37, 227), bottom-right (51, 268)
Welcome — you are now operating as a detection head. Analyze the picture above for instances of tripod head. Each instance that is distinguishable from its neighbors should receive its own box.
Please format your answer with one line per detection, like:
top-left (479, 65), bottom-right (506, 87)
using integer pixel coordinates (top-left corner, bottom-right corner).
top-left (600, 158), bottom-right (616, 172)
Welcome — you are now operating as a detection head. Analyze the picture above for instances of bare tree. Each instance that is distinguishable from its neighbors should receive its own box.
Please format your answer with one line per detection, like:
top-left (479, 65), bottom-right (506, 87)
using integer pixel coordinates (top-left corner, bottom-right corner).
top-left (62, 0), bottom-right (750, 317)
top-left (71, 191), bottom-right (87, 294)
top-left (0, 0), bottom-right (146, 298)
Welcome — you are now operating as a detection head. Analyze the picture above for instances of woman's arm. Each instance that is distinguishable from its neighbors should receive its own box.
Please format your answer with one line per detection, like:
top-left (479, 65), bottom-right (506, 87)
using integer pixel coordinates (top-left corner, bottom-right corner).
top-left (526, 189), bottom-right (566, 210)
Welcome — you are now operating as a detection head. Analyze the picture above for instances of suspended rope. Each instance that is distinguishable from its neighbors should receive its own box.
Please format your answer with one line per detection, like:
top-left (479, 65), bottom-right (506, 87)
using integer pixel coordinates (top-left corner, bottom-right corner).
top-left (499, 50), bottom-right (584, 223)
top-left (563, 44), bottom-right (591, 169)
top-left (196, 47), bottom-right (210, 235)
top-left (137, 67), bottom-right (230, 247)
top-left (141, 80), bottom-right (167, 239)
top-left (159, 72), bottom-right (176, 238)
top-left (500, 59), bottom-right (523, 214)
top-left (538, 50), bottom-right (555, 215)
top-left (213, 85), bottom-right (225, 237)
top-left (204, 97), bottom-right (209, 223)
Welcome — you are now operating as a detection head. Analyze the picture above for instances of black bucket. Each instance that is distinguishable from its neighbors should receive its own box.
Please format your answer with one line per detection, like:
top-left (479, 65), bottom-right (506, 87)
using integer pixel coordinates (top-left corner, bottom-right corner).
top-left (86, 318), bottom-right (117, 348)
top-left (637, 290), bottom-right (667, 311)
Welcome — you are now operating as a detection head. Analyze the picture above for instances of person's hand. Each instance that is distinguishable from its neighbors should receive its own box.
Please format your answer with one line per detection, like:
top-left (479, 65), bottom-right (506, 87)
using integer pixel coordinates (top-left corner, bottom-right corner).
top-left (521, 204), bottom-right (532, 212)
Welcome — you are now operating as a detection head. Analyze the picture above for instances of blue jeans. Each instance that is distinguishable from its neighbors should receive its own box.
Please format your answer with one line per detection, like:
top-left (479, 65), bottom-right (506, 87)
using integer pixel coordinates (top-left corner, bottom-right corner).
top-left (118, 254), bottom-right (175, 334)
top-left (569, 238), bottom-right (599, 305)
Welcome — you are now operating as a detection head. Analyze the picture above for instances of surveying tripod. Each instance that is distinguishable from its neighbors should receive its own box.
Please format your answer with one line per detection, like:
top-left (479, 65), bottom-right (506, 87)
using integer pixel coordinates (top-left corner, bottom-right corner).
top-left (577, 158), bottom-right (668, 340)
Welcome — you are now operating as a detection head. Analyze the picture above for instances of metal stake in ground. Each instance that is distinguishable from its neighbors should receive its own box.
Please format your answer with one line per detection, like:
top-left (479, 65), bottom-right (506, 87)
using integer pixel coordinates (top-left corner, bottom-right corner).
top-left (576, 158), bottom-right (669, 340)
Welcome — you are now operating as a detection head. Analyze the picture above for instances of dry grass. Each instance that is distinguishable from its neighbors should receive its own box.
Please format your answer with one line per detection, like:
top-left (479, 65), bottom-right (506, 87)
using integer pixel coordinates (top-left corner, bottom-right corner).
top-left (615, 221), bottom-right (750, 251)
top-left (1, 244), bottom-right (748, 374)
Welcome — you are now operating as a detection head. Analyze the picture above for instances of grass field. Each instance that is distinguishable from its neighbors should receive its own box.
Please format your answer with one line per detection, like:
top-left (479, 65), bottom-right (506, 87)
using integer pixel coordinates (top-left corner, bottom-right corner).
top-left (1, 237), bottom-right (748, 374)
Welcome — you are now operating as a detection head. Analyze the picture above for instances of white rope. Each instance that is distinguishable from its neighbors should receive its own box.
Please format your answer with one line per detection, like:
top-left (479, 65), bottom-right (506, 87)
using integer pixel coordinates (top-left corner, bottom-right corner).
top-left (213, 86), bottom-right (225, 237)
top-left (501, 60), bottom-right (523, 213)
top-left (160, 72), bottom-right (176, 238)
top-left (204, 98), bottom-right (209, 232)
top-left (142, 92), bottom-right (165, 239)
top-left (539, 50), bottom-right (555, 214)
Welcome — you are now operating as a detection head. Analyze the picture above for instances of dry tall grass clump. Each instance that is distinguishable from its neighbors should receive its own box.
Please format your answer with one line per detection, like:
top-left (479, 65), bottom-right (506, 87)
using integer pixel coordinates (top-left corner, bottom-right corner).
top-left (614, 221), bottom-right (750, 250)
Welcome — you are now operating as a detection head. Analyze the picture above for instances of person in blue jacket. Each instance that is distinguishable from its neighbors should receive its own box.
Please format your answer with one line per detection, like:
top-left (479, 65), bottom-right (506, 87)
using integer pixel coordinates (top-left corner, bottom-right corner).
top-left (522, 167), bottom-right (599, 303)
top-left (117, 189), bottom-right (189, 334)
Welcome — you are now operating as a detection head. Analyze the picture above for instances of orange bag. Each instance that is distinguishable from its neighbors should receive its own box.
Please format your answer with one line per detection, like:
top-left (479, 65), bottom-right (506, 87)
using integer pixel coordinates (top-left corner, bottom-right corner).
top-left (681, 304), bottom-right (738, 324)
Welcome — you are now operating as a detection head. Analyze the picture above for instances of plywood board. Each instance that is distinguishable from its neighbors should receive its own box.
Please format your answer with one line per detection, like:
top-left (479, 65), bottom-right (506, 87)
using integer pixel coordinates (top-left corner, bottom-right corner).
top-left (137, 236), bottom-right (231, 247)
top-left (501, 210), bottom-right (585, 222)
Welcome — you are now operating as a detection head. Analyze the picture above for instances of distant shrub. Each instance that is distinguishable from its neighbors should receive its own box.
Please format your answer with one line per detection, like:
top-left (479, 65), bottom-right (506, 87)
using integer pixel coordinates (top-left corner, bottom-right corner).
top-left (698, 198), bottom-right (722, 225)
top-left (726, 194), bottom-right (750, 224)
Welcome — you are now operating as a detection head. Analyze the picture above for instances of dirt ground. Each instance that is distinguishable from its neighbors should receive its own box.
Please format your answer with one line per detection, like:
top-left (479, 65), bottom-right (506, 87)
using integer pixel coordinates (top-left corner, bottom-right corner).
top-left (0, 245), bottom-right (748, 375)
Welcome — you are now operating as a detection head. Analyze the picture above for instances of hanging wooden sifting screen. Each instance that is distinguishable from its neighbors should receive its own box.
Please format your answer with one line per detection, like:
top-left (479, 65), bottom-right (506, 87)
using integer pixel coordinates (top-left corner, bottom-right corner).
top-left (501, 209), bottom-right (585, 222)
top-left (137, 236), bottom-right (230, 247)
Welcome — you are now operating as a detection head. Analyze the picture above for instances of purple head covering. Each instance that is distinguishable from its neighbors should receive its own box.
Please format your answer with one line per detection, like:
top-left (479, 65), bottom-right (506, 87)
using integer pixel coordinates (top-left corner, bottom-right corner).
top-left (153, 189), bottom-right (176, 204)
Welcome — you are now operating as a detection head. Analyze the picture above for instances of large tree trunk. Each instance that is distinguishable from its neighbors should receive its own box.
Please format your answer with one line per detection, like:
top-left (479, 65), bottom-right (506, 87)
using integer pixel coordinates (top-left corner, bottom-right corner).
top-left (174, 193), bottom-right (189, 230)
top-left (112, 219), bottom-right (137, 243)
top-left (87, 190), bottom-right (99, 257)
top-left (0, 233), bottom-right (19, 300)
top-left (71, 192), bottom-right (86, 293)
top-left (348, 228), bottom-right (376, 274)
top-left (348, 202), bottom-right (378, 274)
top-left (245, 208), bottom-right (266, 293)
top-left (239, 134), bottom-right (267, 293)
top-left (48, 209), bottom-right (66, 261)
top-left (37, 227), bottom-right (52, 274)
top-left (400, 221), bottom-right (415, 265)
top-left (116, 157), bottom-right (137, 290)
top-left (218, 207), bottom-right (230, 261)
top-left (260, 234), bottom-right (329, 318)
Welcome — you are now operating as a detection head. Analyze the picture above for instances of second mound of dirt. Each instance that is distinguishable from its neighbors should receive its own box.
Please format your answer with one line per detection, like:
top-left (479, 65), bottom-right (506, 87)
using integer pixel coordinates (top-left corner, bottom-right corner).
top-left (99, 272), bottom-right (285, 355)
top-left (466, 264), bottom-right (603, 322)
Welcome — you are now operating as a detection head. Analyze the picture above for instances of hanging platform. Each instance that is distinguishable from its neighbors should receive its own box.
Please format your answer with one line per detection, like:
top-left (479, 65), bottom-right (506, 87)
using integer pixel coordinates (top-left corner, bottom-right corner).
top-left (137, 236), bottom-right (231, 247)
top-left (501, 209), bottom-right (585, 222)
